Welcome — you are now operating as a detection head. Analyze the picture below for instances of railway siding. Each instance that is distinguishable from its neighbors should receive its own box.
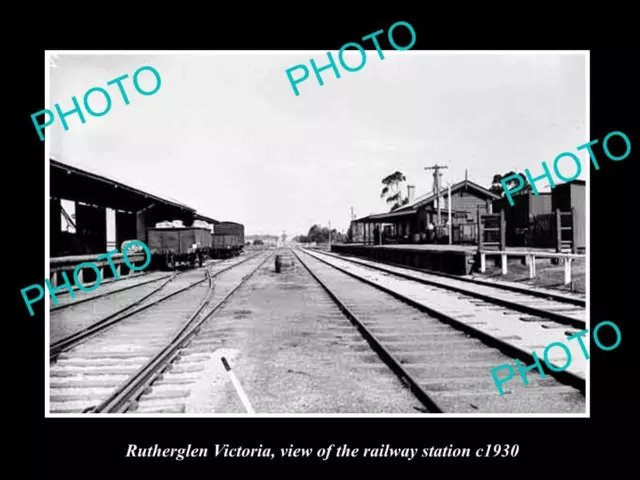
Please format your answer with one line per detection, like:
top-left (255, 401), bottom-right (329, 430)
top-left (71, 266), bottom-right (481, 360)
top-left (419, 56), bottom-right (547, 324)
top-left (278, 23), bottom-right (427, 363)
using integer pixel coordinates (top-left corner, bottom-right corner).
top-left (50, 271), bottom-right (171, 310)
top-left (304, 249), bottom-right (587, 381)
top-left (296, 249), bottom-right (585, 413)
top-left (49, 271), bottom-right (212, 414)
top-left (50, 276), bottom-right (176, 345)
top-left (319, 250), bottom-right (586, 327)
top-left (48, 253), bottom-right (268, 414)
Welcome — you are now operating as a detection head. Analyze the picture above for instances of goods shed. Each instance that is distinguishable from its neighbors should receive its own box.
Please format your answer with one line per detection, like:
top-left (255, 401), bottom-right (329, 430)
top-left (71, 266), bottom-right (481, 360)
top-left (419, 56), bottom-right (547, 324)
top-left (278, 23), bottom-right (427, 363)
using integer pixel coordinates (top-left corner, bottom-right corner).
top-left (50, 158), bottom-right (217, 256)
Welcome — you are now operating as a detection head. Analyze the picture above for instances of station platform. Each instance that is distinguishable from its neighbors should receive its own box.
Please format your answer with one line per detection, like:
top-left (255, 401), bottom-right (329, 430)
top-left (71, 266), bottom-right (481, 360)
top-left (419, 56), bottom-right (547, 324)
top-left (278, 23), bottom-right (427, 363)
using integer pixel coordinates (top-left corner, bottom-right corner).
top-left (331, 244), bottom-right (476, 275)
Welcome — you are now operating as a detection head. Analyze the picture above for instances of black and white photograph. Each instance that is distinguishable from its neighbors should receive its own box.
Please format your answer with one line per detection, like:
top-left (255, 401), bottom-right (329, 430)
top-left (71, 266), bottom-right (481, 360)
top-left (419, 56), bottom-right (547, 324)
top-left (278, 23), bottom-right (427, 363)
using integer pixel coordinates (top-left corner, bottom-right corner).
top-left (44, 51), bottom-right (589, 417)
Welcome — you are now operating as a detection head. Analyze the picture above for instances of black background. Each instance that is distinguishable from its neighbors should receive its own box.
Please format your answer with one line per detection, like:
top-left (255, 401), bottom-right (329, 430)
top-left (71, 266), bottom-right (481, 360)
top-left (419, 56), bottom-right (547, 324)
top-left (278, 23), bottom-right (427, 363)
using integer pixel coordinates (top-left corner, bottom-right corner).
top-left (17, 11), bottom-right (635, 475)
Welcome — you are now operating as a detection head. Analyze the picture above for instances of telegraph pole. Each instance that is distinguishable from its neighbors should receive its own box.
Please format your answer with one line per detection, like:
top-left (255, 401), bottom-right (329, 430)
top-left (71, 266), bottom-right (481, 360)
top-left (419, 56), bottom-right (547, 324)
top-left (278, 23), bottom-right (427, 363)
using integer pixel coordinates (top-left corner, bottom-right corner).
top-left (424, 164), bottom-right (448, 225)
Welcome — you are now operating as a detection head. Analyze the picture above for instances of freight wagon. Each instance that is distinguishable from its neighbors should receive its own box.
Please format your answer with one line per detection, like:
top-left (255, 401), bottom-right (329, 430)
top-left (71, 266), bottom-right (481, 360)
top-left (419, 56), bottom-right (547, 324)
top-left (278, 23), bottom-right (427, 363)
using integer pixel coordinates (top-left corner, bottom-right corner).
top-left (211, 221), bottom-right (244, 259)
top-left (147, 227), bottom-right (212, 269)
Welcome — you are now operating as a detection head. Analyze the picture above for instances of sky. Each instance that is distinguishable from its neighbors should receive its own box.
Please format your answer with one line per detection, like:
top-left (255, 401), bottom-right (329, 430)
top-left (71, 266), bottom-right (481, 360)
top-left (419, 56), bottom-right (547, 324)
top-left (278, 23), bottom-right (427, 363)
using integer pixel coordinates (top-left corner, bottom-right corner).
top-left (49, 52), bottom-right (587, 237)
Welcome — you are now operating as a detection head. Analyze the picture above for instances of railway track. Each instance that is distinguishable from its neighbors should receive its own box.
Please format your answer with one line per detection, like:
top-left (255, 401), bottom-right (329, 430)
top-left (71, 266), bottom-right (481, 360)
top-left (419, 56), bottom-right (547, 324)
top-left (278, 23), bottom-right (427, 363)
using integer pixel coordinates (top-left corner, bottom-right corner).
top-left (126, 248), bottom-right (427, 414)
top-left (50, 252), bottom-right (263, 357)
top-left (294, 248), bottom-right (586, 414)
top-left (50, 272), bottom-right (180, 347)
top-left (50, 272), bottom-right (173, 312)
top-left (48, 251), bottom-right (272, 414)
top-left (312, 249), bottom-right (586, 327)
top-left (331, 251), bottom-right (586, 307)
top-left (51, 258), bottom-right (229, 312)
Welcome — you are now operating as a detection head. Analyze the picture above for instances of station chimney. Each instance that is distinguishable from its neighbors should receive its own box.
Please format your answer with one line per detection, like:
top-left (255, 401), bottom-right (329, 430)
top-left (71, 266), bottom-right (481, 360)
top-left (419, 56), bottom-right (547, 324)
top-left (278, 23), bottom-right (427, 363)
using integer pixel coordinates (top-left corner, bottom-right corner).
top-left (407, 185), bottom-right (415, 203)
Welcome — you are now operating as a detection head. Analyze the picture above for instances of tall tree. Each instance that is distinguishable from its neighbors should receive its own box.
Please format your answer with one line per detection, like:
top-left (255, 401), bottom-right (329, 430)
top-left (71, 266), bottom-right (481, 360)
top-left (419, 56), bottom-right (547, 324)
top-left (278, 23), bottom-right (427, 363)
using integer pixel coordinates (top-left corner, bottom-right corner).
top-left (381, 171), bottom-right (410, 211)
top-left (297, 224), bottom-right (346, 244)
top-left (490, 171), bottom-right (532, 196)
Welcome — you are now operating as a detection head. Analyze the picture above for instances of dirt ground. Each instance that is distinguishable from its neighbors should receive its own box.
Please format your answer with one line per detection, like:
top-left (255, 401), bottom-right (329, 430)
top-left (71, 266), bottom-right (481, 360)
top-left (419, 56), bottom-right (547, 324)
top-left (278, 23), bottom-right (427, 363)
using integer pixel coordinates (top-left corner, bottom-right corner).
top-left (475, 257), bottom-right (586, 294)
top-left (181, 253), bottom-right (424, 414)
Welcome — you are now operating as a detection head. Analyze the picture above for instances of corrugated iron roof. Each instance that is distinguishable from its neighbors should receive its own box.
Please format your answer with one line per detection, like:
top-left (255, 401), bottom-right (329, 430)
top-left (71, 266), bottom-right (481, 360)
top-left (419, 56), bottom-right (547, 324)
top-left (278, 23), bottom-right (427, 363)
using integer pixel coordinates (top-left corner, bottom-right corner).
top-left (50, 156), bottom-right (196, 212)
top-left (394, 179), bottom-right (500, 212)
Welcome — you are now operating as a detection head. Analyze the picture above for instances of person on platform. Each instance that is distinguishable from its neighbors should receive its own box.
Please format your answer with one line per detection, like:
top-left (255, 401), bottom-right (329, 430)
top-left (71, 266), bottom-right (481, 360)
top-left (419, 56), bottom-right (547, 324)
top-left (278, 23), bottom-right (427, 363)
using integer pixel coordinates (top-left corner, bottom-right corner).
top-left (427, 222), bottom-right (435, 243)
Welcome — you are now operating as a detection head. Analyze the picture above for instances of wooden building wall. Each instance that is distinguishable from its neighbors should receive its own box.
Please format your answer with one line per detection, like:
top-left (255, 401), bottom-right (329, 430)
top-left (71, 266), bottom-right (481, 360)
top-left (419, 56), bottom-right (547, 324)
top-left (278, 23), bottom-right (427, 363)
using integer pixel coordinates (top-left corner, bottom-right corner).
top-left (552, 182), bottom-right (586, 251)
top-left (493, 193), bottom-right (553, 247)
top-left (429, 189), bottom-right (491, 223)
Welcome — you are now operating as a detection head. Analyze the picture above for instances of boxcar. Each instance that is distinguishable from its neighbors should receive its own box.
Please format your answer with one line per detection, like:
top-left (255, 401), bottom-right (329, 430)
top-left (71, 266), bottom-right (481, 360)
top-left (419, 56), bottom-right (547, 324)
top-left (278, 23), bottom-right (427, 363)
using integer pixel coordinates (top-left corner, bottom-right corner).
top-left (211, 221), bottom-right (244, 258)
top-left (147, 227), bottom-right (212, 269)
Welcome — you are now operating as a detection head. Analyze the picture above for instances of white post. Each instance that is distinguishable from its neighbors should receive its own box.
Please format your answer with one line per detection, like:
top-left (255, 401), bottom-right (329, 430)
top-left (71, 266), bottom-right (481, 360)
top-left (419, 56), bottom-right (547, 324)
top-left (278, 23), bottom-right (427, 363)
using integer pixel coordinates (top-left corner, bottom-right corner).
top-left (448, 182), bottom-right (452, 244)
top-left (527, 255), bottom-right (535, 279)
top-left (480, 253), bottom-right (486, 273)
top-left (532, 255), bottom-right (536, 277)
top-left (564, 257), bottom-right (572, 285)
top-left (501, 253), bottom-right (507, 275)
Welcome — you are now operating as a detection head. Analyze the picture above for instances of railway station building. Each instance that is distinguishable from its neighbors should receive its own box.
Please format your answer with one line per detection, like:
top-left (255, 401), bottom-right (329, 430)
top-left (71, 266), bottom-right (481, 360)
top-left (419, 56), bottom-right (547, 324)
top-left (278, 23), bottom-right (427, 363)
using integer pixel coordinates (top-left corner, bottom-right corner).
top-left (351, 178), bottom-right (501, 246)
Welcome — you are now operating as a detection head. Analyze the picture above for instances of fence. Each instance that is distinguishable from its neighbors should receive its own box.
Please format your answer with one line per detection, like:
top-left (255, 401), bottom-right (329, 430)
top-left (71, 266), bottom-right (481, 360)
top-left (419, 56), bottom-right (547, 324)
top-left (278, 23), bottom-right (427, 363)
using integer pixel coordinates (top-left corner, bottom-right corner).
top-left (477, 250), bottom-right (584, 285)
top-left (522, 209), bottom-right (577, 253)
top-left (451, 223), bottom-right (478, 244)
top-left (478, 210), bottom-right (506, 251)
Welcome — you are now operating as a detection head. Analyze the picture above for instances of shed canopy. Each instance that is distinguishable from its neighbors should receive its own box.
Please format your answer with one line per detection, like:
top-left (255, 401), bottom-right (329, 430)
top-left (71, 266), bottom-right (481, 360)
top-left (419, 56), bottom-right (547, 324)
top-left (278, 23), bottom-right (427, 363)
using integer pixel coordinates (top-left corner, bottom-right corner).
top-left (50, 158), bottom-right (218, 224)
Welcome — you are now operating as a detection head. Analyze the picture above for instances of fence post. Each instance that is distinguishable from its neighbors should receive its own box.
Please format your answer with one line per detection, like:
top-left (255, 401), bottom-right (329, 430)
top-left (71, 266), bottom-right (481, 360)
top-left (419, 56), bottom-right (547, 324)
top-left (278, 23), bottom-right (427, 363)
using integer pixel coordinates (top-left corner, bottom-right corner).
top-left (480, 252), bottom-right (486, 273)
top-left (501, 253), bottom-right (508, 275)
top-left (555, 209), bottom-right (562, 253)
top-left (528, 254), bottom-right (536, 279)
top-left (553, 209), bottom-right (562, 265)
top-left (477, 208), bottom-right (483, 249)
top-left (564, 257), bottom-right (572, 285)
top-left (500, 210), bottom-right (506, 251)
top-left (571, 207), bottom-right (578, 254)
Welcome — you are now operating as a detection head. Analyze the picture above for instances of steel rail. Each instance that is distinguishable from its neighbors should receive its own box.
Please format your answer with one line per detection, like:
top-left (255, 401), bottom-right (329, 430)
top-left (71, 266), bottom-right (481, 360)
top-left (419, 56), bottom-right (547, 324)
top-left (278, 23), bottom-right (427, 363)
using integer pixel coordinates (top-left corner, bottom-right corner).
top-left (299, 248), bottom-right (586, 395)
top-left (310, 248), bottom-right (585, 328)
top-left (292, 248), bottom-right (443, 413)
top-left (324, 248), bottom-right (585, 307)
top-left (50, 252), bottom-right (263, 361)
top-left (51, 273), bottom-right (174, 312)
top-left (52, 272), bottom-right (151, 297)
top-left (91, 251), bottom-right (274, 413)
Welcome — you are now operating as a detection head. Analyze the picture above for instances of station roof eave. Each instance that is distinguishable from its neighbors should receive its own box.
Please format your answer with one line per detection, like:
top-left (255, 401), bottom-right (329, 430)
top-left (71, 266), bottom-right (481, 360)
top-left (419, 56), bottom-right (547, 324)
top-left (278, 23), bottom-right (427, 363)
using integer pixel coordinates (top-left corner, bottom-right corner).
top-left (353, 205), bottom-right (470, 224)
top-left (353, 209), bottom-right (419, 224)
top-left (50, 158), bottom-right (197, 215)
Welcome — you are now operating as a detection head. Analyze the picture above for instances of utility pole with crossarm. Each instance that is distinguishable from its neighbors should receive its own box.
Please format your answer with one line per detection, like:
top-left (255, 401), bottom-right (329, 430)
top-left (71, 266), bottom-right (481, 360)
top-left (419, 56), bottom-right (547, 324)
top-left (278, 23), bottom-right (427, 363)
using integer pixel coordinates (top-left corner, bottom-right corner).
top-left (424, 164), bottom-right (448, 225)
